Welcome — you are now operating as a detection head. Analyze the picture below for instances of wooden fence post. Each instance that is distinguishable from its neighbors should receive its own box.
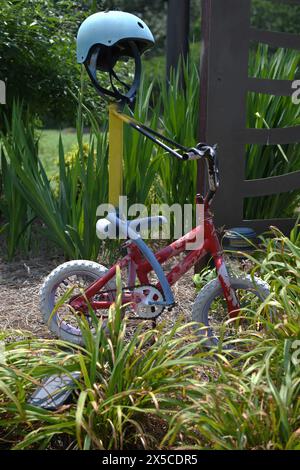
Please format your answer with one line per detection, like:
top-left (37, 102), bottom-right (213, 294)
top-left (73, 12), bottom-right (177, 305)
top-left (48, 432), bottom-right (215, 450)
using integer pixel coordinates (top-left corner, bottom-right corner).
top-left (166, 0), bottom-right (190, 77)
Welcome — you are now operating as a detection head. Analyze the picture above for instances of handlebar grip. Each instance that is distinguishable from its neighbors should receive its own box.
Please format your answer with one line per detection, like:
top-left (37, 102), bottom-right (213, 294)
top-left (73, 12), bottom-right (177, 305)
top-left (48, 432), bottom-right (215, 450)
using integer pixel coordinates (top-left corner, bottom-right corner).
top-left (182, 149), bottom-right (203, 160)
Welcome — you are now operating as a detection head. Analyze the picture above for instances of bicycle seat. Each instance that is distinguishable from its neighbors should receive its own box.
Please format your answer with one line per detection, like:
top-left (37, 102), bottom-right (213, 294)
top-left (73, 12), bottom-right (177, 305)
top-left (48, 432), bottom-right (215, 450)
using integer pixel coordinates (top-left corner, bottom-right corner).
top-left (96, 215), bottom-right (167, 240)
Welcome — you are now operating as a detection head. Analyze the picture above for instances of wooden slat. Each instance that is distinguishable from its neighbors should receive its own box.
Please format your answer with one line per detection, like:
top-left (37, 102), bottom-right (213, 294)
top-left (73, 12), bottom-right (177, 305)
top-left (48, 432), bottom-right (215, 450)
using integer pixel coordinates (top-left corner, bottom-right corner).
top-left (242, 218), bottom-right (297, 234)
top-left (244, 171), bottom-right (300, 197)
top-left (247, 77), bottom-right (295, 96)
top-left (249, 28), bottom-right (300, 50)
top-left (237, 126), bottom-right (300, 144)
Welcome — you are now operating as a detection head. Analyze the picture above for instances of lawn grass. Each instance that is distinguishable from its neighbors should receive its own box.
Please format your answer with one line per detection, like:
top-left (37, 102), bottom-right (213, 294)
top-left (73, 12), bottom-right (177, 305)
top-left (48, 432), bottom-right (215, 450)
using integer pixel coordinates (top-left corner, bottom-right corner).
top-left (37, 129), bottom-right (89, 177)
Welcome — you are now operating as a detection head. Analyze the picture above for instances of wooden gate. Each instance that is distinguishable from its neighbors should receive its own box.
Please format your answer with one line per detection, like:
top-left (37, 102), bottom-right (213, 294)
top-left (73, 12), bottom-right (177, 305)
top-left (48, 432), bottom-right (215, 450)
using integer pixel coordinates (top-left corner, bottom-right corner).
top-left (198, 0), bottom-right (300, 233)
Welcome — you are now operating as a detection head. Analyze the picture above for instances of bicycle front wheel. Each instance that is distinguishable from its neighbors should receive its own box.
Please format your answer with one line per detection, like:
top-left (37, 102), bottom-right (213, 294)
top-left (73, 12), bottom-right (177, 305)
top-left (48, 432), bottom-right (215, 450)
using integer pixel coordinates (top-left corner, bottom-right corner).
top-left (40, 260), bottom-right (115, 345)
top-left (192, 275), bottom-right (271, 348)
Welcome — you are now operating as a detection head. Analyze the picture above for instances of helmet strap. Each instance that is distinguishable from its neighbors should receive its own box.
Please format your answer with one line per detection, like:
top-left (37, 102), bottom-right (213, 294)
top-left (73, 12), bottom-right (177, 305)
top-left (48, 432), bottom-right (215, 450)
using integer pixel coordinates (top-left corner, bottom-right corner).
top-left (109, 68), bottom-right (130, 92)
top-left (85, 48), bottom-right (117, 102)
top-left (85, 41), bottom-right (142, 106)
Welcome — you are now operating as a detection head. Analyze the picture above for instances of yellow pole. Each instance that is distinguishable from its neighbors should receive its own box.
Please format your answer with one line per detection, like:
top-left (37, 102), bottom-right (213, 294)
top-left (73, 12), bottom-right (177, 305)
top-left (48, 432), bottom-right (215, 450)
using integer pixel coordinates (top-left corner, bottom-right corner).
top-left (109, 103), bottom-right (124, 208)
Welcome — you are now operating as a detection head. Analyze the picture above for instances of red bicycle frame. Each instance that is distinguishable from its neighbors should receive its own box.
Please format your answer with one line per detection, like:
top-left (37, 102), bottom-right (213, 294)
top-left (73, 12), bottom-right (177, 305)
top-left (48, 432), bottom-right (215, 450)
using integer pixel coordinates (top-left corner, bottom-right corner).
top-left (71, 199), bottom-right (240, 318)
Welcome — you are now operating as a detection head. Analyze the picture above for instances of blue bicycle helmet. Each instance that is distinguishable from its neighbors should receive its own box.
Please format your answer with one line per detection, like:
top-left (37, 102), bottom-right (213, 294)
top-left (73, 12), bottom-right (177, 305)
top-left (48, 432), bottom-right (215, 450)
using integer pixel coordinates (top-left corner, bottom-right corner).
top-left (77, 11), bottom-right (155, 104)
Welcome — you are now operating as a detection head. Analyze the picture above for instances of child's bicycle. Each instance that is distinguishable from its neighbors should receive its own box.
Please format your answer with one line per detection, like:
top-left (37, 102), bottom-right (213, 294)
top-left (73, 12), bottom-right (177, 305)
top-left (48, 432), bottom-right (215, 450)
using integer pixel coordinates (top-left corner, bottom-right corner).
top-left (40, 11), bottom-right (271, 347)
top-left (40, 141), bottom-right (271, 347)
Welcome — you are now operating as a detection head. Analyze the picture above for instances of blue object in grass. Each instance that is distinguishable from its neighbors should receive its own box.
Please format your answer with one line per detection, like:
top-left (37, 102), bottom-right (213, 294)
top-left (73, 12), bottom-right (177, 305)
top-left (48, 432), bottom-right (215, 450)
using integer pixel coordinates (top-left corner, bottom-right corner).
top-left (223, 227), bottom-right (258, 252)
top-left (28, 372), bottom-right (80, 410)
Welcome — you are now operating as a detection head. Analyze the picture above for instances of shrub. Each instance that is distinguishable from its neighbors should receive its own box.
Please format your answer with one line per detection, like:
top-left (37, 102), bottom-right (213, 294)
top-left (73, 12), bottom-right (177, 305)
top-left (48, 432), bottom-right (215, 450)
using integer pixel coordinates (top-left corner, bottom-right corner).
top-left (0, 1), bottom-right (87, 125)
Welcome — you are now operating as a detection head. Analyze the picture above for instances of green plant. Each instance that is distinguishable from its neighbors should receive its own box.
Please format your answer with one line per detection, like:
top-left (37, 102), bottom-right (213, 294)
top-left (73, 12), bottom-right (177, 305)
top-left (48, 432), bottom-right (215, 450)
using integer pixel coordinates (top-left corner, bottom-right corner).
top-left (141, 44), bottom-right (300, 221)
top-left (38, 129), bottom-right (90, 178)
top-left (163, 226), bottom-right (300, 450)
top-left (0, 104), bottom-right (36, 259)
top-left (193, 265), bottom-right (217, 291)
top-left (0, 1), bottom-right (84, 125)
top-left (157, 59), bottom-right (199, 208)
top-left (138, 46), bottom-right (300, 220)
top-left (251, 0), bottom-right (300, 34)
top-left (0, 271), bottom-right (205, 450)
top-left (123, 58), bottom-right (200, 224)
top-left (249, 223), bottom-right (300, 319)
top-left (123, 75), bottom-right (162, 207)
top-left (122, 58), bottom-right (200, 235)
top-left (65, 273), bottom-right (203, 450)
top-left (1, 226), bottom-right (300, 450)
top-left (1, 100), bottom-right (108, 260)
top-left (56, 124), bottom-right (109, 259)
top-left (164, 335), bottom-right (300, 450)
top-left (2, 42), bottom-right (300, 259)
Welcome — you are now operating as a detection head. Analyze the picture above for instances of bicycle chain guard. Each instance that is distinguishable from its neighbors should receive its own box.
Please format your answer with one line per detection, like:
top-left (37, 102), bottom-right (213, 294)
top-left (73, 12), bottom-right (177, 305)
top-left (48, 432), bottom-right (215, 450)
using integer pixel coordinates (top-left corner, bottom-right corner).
top-left (84, 285), bottom-right (166, 320)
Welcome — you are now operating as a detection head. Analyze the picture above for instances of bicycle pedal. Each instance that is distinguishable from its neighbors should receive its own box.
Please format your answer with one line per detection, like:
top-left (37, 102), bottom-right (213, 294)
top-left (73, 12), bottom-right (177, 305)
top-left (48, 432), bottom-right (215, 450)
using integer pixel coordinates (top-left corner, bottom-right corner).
top-left (167, 303), bottom-right (176, 312)
top-left (120, 246), bottom-right (128, 257)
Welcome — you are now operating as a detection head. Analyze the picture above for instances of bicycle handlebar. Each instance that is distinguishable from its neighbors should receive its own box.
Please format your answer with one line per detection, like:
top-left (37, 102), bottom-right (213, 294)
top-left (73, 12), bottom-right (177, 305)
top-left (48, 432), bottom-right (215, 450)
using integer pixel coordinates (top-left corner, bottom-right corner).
top-left (183, 143), bottom-right (220, 204)
top-left (122, 111), bottom-right (219, 204)
top-left (183, 144), bottom-right (217, 161)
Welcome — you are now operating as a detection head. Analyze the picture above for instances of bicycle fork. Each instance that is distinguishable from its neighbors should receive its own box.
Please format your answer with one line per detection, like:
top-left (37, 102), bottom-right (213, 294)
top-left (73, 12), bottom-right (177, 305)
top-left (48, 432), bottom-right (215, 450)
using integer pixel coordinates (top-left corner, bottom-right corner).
top-left (214, 255), bottom-right (240, 318)
top-left (205, 215), bottom-right (240, 318)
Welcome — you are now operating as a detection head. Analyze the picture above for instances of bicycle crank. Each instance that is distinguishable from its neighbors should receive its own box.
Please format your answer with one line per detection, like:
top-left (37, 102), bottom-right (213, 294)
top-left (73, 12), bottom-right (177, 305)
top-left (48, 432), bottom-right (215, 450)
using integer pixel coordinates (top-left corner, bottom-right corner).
top-left (131, 285), bottom-right (165, 319)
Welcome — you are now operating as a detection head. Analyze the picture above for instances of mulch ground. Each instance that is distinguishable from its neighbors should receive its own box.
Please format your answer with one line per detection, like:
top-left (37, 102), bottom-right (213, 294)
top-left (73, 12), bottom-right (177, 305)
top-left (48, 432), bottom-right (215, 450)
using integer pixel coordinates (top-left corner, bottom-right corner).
top-left (0, 249), bottom-right (196, 338)
top-left (0, 254), bottom-right (62, 337)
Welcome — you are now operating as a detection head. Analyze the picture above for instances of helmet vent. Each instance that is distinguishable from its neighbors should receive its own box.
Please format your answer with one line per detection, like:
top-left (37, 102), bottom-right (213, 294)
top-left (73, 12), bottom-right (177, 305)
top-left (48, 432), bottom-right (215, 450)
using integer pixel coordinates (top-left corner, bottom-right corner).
top-left (137, 21), bottom-right (144, 29)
